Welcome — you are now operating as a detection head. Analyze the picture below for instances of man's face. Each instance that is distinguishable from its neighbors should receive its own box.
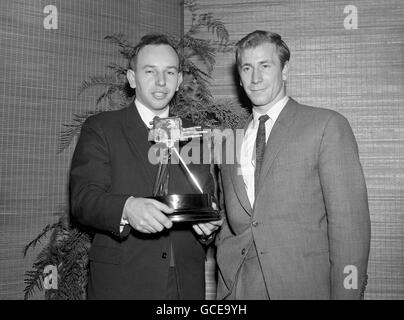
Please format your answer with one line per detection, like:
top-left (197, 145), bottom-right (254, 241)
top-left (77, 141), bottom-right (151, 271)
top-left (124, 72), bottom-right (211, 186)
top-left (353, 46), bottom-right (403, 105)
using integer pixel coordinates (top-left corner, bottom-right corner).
top-left (238, 42), bottom-right (288, 109)
top-left (127, 44), bottom-right (183, 112)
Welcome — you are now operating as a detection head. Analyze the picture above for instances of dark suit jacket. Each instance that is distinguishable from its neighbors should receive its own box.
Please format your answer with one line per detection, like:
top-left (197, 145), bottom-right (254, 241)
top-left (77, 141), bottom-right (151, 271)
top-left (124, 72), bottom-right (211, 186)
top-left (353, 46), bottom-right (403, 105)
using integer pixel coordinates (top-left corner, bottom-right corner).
top-left (70, 102), bottom-right (214, 299)
top-left (216, 98), bottom-right (371, 299)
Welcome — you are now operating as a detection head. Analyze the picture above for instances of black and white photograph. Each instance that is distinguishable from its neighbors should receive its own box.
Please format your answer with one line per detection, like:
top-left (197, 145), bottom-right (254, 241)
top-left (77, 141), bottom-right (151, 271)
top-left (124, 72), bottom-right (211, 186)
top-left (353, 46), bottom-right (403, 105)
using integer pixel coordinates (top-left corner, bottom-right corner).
top-left (0, 0), bottom-right (402, 308)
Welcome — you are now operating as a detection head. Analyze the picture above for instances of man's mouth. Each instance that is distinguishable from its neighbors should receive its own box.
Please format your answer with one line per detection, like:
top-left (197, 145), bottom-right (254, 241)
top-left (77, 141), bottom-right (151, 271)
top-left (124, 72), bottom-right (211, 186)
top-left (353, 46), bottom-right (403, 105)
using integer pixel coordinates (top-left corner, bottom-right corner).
top-left (250, 88), bottom-right (265, 92)
top-left (152, 92), bottom-right (168, 99)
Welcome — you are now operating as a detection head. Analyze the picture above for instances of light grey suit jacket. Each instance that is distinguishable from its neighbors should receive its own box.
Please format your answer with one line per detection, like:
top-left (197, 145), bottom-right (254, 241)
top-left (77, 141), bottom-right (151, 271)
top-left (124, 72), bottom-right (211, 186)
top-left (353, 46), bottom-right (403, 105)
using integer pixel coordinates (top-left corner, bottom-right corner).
top-left (216, 98), bottom-right (371, 300)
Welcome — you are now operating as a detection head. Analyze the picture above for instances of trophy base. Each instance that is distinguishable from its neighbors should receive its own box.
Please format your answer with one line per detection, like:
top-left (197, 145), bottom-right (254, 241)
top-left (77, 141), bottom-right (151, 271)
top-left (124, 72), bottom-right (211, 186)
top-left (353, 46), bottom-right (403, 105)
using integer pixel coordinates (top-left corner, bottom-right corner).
top-left (167, 209), bottom-right (221, 223)
top-left (150, 194), bottom-right (221, 223)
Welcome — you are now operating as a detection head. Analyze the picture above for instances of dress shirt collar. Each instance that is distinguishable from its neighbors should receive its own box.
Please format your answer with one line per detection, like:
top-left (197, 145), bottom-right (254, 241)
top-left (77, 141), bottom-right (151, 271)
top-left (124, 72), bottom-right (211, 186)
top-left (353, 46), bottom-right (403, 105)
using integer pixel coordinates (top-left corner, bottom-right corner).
top-left (252, 96), bottom-right (289, 128)
top-left (135, 98), bottom-right (170, 129)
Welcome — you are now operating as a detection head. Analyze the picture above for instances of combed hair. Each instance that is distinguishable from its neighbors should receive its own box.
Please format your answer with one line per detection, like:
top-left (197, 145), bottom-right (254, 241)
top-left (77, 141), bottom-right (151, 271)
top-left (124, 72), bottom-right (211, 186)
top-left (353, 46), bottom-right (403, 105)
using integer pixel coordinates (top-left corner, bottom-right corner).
top-left (235, 30), bottom-right (290, 69)
top-left (129, 33), bottom-right (182, 71)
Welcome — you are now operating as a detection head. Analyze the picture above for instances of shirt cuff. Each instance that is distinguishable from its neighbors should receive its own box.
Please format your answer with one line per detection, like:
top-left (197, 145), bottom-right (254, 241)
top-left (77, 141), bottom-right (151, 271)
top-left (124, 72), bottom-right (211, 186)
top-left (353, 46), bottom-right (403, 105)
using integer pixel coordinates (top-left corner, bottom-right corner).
top-left (119, 197), bottom-right (132, 233)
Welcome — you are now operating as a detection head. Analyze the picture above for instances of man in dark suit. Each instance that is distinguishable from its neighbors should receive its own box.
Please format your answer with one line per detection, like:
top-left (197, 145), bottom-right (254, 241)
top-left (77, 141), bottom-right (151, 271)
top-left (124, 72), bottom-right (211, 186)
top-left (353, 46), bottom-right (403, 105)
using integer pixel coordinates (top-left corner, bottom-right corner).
top-left (216, 30), bottom-right (371, 299)
top-left (70, 33), bottom-right (222, 299)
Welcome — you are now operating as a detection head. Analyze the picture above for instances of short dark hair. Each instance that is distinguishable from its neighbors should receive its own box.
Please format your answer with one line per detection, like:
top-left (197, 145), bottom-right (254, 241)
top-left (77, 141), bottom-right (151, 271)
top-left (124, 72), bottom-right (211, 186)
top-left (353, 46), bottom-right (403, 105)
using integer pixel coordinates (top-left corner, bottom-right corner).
top-left (129, 33), bottom-right (182, 71)
top-left (235, 30), bottom-right (290, 69)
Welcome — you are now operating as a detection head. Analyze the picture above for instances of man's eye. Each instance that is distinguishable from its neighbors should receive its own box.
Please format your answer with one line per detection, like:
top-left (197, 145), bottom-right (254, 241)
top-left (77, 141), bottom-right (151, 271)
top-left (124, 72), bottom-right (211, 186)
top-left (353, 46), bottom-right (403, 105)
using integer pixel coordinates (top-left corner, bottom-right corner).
top-left (242, 67), bottom-right (251, 72)
top-left (145, 70), bottom-right (154, 74)
top-left (262, 64), bottom-right (270, 69)
top-left (167, 71), bottom-right (175, 75)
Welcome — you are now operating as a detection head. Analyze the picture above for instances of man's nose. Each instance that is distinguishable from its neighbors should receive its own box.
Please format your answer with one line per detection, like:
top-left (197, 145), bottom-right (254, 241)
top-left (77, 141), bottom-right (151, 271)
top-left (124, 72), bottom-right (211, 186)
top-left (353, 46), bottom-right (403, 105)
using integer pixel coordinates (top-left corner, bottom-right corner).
top-left (155, 72), bottom-right (166, 86)
top-left (251, 68), bottom-right (262, 84)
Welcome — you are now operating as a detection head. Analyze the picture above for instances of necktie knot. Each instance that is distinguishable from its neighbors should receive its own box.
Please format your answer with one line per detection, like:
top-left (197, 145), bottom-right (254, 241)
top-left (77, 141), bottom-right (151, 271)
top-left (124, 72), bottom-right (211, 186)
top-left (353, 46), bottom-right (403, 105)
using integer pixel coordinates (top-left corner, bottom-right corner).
top-left (258, 114), bottom-right (270, 124)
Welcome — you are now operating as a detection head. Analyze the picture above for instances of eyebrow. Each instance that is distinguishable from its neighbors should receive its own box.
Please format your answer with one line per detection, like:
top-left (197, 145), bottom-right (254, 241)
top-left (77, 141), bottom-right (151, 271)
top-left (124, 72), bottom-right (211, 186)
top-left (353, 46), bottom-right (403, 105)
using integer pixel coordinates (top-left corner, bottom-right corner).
top-left (242, 59), bottom-right (273, 66)
top-left (143, 65), bottom-right (179, 71)
top-left (240, 63), bottom-right (253, 68)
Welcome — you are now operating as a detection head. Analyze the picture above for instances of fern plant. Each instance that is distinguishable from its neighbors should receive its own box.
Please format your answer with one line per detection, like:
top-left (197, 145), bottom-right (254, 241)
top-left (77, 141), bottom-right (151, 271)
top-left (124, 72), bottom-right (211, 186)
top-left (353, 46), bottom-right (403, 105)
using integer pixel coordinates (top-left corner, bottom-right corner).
top-left (24, 0), bottom-right (247, 300)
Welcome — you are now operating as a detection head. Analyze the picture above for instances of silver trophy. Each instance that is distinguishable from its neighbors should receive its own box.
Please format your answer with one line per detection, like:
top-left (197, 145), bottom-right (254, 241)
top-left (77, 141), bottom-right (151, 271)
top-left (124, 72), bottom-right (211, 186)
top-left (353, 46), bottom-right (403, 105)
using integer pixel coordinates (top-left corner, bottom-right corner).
top-left (148, 116), bottom-right (220, 223)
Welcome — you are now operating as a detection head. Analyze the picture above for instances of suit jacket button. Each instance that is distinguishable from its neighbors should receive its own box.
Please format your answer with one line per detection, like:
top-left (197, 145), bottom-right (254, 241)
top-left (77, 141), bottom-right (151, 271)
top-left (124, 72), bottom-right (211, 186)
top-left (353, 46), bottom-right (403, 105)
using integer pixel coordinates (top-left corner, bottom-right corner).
top-left (241, 248), bottom-right (246, 255)
top-left (162, 252), bottom-right (167, 259)
top-left (252, 220), bottom-right (259, 227)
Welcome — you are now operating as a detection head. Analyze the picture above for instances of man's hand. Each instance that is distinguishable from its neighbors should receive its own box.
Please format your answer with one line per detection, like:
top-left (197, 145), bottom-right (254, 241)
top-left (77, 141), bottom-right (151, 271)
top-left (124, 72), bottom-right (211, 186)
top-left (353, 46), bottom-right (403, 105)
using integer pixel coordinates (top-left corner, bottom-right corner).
top-left (192, 201), bottom-right (223, 238)
top-left (192, 219), bottom-right (224, 238)
top-left (123, 197), bottom-right (174, 233)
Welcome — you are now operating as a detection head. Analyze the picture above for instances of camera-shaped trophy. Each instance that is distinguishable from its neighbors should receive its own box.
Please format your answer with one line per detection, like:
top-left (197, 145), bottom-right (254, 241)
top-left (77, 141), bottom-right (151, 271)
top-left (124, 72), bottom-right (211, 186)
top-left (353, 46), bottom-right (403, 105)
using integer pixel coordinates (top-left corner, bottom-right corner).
top-left (148, 116), bottom-right (221, 223)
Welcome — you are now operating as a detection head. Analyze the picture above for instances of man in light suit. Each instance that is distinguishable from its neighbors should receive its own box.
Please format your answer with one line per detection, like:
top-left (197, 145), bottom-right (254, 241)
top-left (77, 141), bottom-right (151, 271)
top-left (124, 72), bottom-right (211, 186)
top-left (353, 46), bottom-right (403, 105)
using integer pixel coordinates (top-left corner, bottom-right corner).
top-left (70, 33), bottom-right (222, 299)
top-left (216, 30), bottom-right (371, 299)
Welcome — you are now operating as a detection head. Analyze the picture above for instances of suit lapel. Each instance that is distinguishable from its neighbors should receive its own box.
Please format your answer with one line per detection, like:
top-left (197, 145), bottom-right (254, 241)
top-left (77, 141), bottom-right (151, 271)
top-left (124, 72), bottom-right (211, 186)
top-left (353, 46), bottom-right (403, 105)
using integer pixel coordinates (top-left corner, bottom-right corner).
top-left (123, 102), bottom-right (157, 186)
top-left (256, 98), bottom-right (299, 195)
top-left (230, 115), bottom-right (253, 216)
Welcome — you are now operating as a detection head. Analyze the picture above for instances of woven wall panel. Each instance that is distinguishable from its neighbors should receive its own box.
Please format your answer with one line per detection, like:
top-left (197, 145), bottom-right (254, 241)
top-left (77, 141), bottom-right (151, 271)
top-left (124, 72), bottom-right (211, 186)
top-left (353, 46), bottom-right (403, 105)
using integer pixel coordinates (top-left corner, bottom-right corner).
top-left (0, 0), bottom-right (183, 299)
top-left (140, 0), bottom-right (183, 37)
top-left (185, 0), bottom-right (404, 299)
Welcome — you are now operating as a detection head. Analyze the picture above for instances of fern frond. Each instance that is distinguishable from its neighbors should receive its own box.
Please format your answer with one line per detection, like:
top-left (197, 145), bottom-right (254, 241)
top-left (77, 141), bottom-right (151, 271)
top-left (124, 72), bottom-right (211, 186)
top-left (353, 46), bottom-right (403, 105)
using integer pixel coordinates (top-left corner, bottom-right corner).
top-left (95, 83), bottom-right (128, 106)
top-left (23, 270), bottom-right (44, 300)
top-left (78, 74), bottom-right (118, 96)
top-left (209, 98), bottom-right (250, 129)
top-left (104, 34), bottom-right (130, 48)
top-left (104, 34), bottom-right (137, 61)
top-left (23, 221), bottom-right (61, 257)
top-left (187, 13), bottom-right (229, 43)
top-left (182, 58), bottom-right (211, 80)
top-left (181, 36), bottom-right (216, 72)
top-left (58, 109), bottom-right (108, 152)
top-left (206, 19), bottom-right (229, 43)
top-left (184, 0), bottom-right (199, 13)
top-left (208, 39), bottom-right (236, 53)
top-left (106, 63), bottom-right (128, 76)
top-left (23, 237), bottom-right (55, 300)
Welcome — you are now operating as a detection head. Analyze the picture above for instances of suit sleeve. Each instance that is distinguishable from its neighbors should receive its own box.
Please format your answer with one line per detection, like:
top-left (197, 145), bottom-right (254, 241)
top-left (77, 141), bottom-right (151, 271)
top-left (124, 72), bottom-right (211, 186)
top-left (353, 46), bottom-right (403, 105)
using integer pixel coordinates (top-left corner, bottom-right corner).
top-left (319, 113), bottom-right (371, 299)
top-left (70, 117), bottom-right (131, 238)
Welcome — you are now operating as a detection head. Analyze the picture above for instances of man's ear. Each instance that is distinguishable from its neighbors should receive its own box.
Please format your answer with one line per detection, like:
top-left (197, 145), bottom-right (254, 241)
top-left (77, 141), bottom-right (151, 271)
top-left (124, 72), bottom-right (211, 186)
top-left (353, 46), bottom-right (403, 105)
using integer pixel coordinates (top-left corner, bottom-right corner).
top-left (127, 69), bottom-right (136, 88)
top-left (176, 72), bottom-right (183, 91)
top-left (282, 61), bottom-right (289, 81)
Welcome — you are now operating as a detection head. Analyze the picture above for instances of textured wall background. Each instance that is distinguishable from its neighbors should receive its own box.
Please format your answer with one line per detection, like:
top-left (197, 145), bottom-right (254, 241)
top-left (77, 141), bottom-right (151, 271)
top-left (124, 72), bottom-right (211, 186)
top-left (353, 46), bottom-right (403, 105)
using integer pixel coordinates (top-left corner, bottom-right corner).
top-left (185, 0), bottom-right (404, 299)
top-left (1, 0), bottom-right (403, 300)
top-left (0, 0), bottom-right (183, 299)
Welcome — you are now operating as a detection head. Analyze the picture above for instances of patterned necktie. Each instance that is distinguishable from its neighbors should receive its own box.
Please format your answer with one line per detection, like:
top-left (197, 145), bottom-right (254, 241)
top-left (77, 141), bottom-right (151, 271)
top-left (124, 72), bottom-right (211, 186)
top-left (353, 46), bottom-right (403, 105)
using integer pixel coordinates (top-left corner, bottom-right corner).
top-left (255, 114), bottom-right (270, 198)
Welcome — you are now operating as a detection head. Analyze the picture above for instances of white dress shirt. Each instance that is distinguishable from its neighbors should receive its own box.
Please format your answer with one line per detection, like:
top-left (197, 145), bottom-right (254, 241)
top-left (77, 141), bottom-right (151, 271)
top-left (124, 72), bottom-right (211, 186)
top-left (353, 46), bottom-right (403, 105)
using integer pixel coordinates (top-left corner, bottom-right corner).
top-left (135, 98), bottom-right (170, 129)
top-left (240, 96), bottom-right (289, 206)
